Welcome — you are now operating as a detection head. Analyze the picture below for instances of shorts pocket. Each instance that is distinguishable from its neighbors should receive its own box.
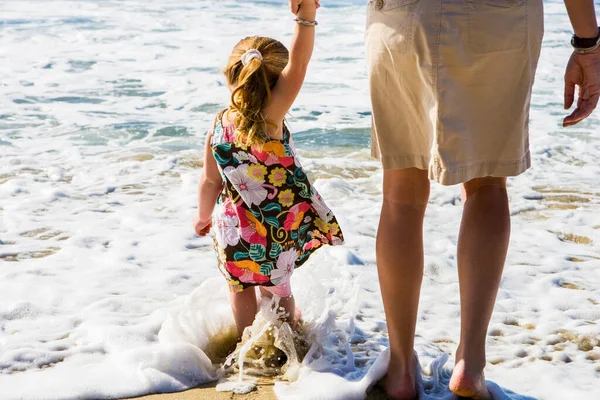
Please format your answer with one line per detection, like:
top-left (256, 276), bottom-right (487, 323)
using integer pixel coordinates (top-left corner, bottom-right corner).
top-left (466, 0), bottom-right (527, 53)
top-left (366, 0), bottom-right (420, 54)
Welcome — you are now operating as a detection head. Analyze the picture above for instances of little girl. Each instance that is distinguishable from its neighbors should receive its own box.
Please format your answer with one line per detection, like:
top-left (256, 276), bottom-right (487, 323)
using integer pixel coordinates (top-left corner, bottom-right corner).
top-left (193, 0), bottom-right (343, 337)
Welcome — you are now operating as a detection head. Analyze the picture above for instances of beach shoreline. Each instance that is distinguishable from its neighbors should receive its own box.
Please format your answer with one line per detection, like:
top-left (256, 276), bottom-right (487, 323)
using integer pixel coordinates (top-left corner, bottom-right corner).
top-left (126, 378), bottom-right (391, 400)
top-left (128, 379), bottom-right (277, 400)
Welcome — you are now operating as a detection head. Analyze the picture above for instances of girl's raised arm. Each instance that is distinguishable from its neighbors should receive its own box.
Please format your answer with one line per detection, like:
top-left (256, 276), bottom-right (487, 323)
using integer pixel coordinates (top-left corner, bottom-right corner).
top-left (263, 1), bottom-right (318, 125)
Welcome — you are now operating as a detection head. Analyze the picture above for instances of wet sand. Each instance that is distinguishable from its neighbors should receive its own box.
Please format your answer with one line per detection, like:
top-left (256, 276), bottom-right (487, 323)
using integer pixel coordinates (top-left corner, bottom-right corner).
top-left (128, 379), bottom-right (277, 400)
top-left (126, 378), bottom-right (391, 400)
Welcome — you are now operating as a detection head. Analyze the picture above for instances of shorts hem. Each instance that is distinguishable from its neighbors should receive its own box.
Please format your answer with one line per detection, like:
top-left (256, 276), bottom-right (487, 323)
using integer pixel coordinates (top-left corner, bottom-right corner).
top-left (226, 282), bottom-right (292, 297)
top-left (430, 152), bottom-right (531, 186)
top-left (377, 153), bottom-right (430, 171)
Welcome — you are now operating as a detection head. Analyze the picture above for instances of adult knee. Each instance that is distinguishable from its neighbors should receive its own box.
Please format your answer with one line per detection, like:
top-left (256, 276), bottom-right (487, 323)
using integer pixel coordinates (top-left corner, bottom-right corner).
top-left (382, 168), bottom-right (430, 209)
top-left (462, 177), bottom-right (507, 202)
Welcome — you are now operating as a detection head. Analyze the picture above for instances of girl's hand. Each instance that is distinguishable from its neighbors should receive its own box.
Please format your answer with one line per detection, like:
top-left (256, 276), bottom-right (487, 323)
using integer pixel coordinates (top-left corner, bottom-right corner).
top-left (289, 0), bottom-right (301, 13)
top-left (289, 0), bottom-right (320, 14)
top-left (193, 215), bottom-right (212, 236)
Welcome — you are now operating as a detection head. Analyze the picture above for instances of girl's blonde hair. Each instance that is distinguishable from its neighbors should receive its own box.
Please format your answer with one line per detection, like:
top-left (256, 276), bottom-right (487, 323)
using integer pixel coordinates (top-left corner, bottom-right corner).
top-left (223, 36), bottom-right (289, 147)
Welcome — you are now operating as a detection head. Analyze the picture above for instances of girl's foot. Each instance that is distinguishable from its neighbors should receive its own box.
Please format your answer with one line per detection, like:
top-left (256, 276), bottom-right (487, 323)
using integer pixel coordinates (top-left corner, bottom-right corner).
top-left (449, 358), bottom-right (491, 399)
top-left (291, 307), bottom-right (302, 330)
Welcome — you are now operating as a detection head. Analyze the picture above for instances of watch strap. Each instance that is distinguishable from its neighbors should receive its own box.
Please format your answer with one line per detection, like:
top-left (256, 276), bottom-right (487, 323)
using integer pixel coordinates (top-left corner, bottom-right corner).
top-left (572, 27), bottom-right (600, 50)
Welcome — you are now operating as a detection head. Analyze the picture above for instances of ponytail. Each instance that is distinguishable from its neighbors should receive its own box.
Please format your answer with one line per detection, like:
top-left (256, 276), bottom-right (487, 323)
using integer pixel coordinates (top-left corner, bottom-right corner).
top-left (230, 57), bottom-right (272, 147)
top-left (223, 37), bottom-right (289, 147)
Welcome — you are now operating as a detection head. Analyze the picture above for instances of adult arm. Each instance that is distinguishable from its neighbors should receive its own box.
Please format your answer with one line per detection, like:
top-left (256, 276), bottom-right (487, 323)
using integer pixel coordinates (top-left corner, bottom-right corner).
top-left (565, 0), bottom-right (598, 38)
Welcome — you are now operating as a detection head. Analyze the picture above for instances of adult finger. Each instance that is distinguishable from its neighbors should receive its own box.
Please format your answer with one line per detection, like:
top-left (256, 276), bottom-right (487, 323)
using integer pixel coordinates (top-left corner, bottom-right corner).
top-left (563, 107), bottom-right (586, 127)
top-left (563, 94), bottom-right (599, 126)
top-left (579, 93), bottom-right (600, 121)
top-left (564, 80), bottom-right (575, 110)
top-left (581, 83), bottom-right (600, 103)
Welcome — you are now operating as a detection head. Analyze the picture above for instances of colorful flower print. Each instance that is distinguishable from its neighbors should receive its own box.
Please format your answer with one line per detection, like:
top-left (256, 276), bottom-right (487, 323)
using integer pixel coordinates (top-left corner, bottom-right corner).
top-left (237, 206), bottom-right (267, 246)
top-left (271, 249), bottom-right (298, 286)
top-left (278, 189), bottom-right (295, 208)
top-left (226, 260), bottom-right (270, 284)
top-left (215, 213), bottom-right (240, 248)
top-left (223, 164), bottom-right (267, 207)
top-left (284, 202), bottom-right (312, 231)
top-left (210, 113), bottom-right (344, 293)
top-left (248, 164), bottom-right (267, 180)
top-left (310, 193), bottom-right (334, 223)
top-left (253, 141), bottom-right (295, 167)
top-left (268, 167), bottom-right (287, 187)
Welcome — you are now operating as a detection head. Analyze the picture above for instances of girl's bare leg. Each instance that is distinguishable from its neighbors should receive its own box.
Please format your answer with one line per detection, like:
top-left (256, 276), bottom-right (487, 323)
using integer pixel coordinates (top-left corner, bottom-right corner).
top-left (230, 287), bottom-right (258, 337)
top-left (259, 287), bottom-right (299, 327)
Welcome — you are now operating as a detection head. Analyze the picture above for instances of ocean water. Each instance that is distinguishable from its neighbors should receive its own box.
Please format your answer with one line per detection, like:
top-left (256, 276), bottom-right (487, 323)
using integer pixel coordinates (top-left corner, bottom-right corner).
top-left (1, 0), bottom-right (599, 399)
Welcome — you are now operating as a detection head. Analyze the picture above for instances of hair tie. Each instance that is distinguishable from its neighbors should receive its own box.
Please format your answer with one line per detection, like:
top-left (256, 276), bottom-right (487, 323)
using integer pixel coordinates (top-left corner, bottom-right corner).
top-left (241, 49), bottom-right (263, 66)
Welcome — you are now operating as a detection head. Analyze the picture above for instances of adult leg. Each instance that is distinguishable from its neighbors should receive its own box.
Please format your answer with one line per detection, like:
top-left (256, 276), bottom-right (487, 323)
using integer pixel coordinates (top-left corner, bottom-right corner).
top-left (377, 168), bottom-right (430, 400)
top-left (449, 177), bottom-right (510, 399)
top-left (230, 287), bottom-right (258, 337)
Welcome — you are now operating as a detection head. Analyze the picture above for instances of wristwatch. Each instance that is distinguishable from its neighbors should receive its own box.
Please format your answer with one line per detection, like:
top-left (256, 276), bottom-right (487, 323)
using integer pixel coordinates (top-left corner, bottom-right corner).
top-left (571, 27), bottom-right (600, 54)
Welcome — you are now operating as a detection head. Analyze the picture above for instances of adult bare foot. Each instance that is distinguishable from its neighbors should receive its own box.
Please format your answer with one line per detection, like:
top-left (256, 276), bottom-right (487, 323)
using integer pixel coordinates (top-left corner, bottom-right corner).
top-left (381, 374), bottom-right (417, 400)
top-left (379, 355), bottom-right (418, 400)
top-left (449, 358), bottom-right (491, 399)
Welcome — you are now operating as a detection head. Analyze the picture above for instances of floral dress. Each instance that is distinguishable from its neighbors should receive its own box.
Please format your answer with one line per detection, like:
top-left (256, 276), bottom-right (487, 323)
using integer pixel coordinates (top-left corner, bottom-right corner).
top-left (210, 111), bottom-right (344, 292)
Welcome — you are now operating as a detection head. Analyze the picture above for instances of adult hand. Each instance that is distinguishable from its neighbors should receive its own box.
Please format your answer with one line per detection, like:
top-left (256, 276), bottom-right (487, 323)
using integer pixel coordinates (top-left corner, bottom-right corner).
top-left (563, 48), bottom-right (600, 127)
top-left (193, 215), bottom-right (212, 236)
top-left (289, 0), bottom-right (320, 14)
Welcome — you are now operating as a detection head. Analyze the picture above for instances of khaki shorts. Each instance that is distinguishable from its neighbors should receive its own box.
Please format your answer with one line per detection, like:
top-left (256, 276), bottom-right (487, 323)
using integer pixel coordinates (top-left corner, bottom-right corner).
top-left (366, 0), bottom-right (544, 185)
